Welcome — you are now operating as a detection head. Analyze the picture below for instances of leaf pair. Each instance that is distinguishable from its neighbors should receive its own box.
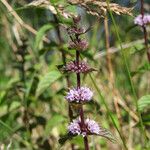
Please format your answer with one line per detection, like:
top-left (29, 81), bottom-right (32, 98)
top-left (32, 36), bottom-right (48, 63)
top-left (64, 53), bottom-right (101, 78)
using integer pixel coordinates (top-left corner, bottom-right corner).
top-left (59, 127), bottom-right (117, 146)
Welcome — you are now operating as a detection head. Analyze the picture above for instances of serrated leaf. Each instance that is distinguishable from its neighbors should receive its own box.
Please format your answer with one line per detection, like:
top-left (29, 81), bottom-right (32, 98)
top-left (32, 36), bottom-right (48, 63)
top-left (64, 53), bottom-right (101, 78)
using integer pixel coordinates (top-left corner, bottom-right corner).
top-left (36, 70), bottom-right (62, 97)
top-left (35, 24), bottom-right (54, 50)
top-left (138, 95), bottom-right (150, 112)
top-left (98, 127), bottom-right (117, 143)
top-left (45, 115), bottom-right (65, 136)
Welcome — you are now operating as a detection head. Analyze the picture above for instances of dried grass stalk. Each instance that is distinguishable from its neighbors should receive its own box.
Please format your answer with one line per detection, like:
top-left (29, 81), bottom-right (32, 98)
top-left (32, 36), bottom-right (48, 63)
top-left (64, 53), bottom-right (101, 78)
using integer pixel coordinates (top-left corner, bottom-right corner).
top-left (68, 0), bottom-right (133, 17)
top-left (27, 0), bottom-right (76, 18)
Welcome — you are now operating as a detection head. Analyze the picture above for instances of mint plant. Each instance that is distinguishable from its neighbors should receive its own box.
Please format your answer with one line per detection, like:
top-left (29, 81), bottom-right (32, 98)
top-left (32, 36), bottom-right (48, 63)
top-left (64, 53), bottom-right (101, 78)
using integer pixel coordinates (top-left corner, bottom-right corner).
top-left (59, 15), bottom-right (115, 150)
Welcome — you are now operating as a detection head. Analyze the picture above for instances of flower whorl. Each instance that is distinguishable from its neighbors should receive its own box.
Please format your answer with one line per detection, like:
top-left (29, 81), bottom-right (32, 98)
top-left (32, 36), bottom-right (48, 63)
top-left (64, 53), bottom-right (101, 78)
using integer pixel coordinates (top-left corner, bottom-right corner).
top-left (68, 118), bottom-right (100, 136)
top-left (66, 87), bottom-right (93, 103)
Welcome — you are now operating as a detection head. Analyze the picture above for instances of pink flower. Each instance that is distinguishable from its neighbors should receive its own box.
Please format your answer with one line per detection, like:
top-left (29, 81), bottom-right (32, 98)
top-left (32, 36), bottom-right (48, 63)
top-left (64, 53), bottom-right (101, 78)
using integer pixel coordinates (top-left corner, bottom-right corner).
top-left (65, 61), bottom-right (91, 73)
top-left (134, 14), bottom-right (150, 26)
top-left (66, 87), bottom-right (93, 103)
top-left (68, 118), bottom-right (100, 136)
top-left (85, 118), bottom-right (100, 135)
top-left (68, 119), bottom-right (81, 135)
top-left (69, 39), bottom-right (88, 50)
top-left (67, 27), bottom-right (85, 35)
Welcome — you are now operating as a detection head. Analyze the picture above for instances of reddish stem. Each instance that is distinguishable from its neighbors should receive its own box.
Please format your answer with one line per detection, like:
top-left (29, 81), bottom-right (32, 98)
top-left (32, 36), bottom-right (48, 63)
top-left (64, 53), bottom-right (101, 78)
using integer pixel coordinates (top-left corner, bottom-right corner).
top-left (84, 136), bottom-right (89, 150)
top-left (76, 50), bottom-right (89, 150)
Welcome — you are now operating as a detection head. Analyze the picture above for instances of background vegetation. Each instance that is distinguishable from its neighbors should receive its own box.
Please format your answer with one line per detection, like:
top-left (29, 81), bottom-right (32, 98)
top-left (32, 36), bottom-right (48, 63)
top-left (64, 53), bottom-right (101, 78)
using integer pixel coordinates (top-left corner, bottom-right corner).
top-left (0, 0), bottom-right (149, 149)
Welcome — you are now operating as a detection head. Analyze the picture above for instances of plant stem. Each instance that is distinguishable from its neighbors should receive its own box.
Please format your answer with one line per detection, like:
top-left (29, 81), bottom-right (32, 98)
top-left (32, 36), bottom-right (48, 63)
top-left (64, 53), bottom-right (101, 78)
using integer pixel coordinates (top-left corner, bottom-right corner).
top-left (140, 0), bottom-right (150, 62)
top-left (76, 50), bottom-right (89, 150)
top-left (76, 51), bottom-right (81, 88)
top-left (84, 136), bottom-right (89, 150)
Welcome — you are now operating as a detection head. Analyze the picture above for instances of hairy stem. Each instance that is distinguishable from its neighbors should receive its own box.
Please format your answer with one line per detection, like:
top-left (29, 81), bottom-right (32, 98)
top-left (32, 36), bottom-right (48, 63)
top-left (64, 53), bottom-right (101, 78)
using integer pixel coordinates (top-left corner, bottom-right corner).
top-left (76, 50), bottom-right (89, 150)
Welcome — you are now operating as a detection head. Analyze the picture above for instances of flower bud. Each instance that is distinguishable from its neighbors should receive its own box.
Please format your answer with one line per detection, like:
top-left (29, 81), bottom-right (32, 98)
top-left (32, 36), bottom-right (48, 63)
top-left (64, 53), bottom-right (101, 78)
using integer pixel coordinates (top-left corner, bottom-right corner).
top-left (73, 15), bottom-right (81, 24)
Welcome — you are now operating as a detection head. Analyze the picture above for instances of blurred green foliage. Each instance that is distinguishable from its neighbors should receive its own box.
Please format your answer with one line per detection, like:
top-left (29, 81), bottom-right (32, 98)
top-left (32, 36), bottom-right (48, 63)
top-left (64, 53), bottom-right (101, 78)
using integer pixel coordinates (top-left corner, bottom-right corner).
top-left (0, 0), bottom-right (149, 149)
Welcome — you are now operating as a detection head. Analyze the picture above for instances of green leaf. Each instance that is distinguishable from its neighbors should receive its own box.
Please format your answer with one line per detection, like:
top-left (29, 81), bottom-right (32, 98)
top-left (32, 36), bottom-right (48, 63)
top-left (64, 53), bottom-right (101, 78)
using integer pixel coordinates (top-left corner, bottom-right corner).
top-left (9, 101), bottom-right (21, 111)
top-left (34, 24), bottom-right (54, 50)
top-left (36, 70), bottom-right (62, 97)
top-left (131, 63), bottom-right (150, 76)
top-left (98, 128), bottom-right (117, 143)
top-left (25, 73), bottom-right (36, 99)
top-left (81, 50), bottom-right (94, 61)
top-left (45, 115), bottom-right (65, 136)
top-left (142, 113), bottom-right (150, 126)
top-left (65, 5), bottom-right (77, 15)
top-left (0, 120), bottom-right (14, 141)
top-left (138, 95), bottom-right (150, 112)
top-left (0, 91), bottom-right (6, 104)
top-left (135, 113), bottom-right (150, 127)
top-left (71, 136), bottom-right (84, 148)
top-left (125, 24), bottom-right (137, 33)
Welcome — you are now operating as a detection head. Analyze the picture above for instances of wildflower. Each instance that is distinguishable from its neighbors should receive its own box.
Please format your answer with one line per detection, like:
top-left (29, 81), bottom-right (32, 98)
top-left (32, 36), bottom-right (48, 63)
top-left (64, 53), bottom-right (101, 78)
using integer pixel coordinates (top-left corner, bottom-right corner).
top-left (66, 87), bottom-right (93, 103)
top-left (65, 61), bottom-right (91, 73)
top-left (69, 39), bottom-right (88, 50)
top-left (68, 118), bottom-right (100, 136)
top-left (85, 118), bottom-right (100, 135)
top-left (67, 27), bottom-right (85, 35)
top-left (68, 118), bottom-right (81, 135)
top-left (134, 14), bottom-right (150, 26)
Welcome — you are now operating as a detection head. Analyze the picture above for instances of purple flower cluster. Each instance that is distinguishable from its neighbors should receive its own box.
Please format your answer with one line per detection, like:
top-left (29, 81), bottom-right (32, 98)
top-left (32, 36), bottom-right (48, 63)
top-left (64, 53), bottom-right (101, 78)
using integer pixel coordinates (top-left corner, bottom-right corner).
top-left (66, 87), bottom-right (93, 103)
top-left (68, 118), bottom-right (100, 136)
top-left (134, 14), bottom-right (150, 26)
top-left (62, 15), bottom-right (114, 146)
top-left (68, 118), bottom-right (81, 135)
top-left (65, 61), bottom-right (91, 73)
top-left (85, 118), bottom-right (100, 135)
top-left (69, 39), bottom-right (88, 50)
top-left (68, 27), bottom-right (85, 35)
